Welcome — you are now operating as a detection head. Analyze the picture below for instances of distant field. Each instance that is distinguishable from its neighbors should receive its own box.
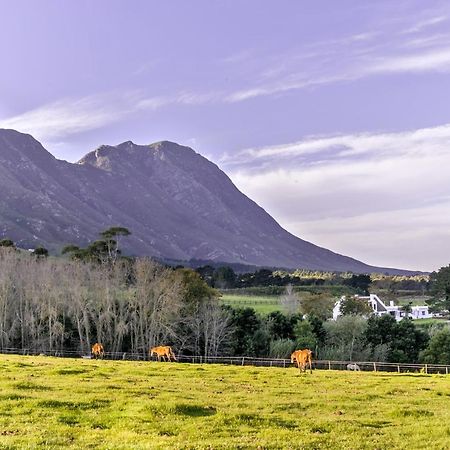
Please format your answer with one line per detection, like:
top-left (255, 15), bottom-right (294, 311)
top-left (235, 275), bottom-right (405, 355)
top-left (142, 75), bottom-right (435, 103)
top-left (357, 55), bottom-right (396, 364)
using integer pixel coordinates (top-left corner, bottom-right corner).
top-left (394, 295), bottom-right (431, 306)
top-left (220, 293), bottom-right (282, 314)
top-left (1, 354), bottom-right (450, 449)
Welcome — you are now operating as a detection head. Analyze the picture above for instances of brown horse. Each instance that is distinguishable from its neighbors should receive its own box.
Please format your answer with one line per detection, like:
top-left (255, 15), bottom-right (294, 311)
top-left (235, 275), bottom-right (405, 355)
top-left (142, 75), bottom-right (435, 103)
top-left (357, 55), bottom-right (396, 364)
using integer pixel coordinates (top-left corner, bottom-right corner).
top-left (149, 345), bottom-right (176, 362)
top-left (91, 342), bottom-right (105, 359)
top-left (291, 349), bottom-right (312, 373)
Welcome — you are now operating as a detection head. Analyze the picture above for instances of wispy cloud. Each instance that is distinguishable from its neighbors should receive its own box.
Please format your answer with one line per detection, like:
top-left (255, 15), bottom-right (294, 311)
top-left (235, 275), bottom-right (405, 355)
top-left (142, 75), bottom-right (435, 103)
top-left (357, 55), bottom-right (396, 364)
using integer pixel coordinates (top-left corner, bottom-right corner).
top-left (368, 47), bottom-right (450, 73)
top-left (219, 8), bottom-right (450, 103)
top-left (401, 15), bottom-right (448, 34)
top-left (222, 123), bottom-right (450, 271)
top-left (0, 91), bottom-right (160, 141)
top-left (0, 89), bottom-right (220, 142)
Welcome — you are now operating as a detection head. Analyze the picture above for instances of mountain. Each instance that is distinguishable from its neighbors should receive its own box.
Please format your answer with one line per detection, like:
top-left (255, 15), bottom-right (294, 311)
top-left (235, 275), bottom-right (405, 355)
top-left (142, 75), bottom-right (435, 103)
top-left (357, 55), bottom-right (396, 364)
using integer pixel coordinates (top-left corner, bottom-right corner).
top-left (0, 129), bottom-right (413, 274)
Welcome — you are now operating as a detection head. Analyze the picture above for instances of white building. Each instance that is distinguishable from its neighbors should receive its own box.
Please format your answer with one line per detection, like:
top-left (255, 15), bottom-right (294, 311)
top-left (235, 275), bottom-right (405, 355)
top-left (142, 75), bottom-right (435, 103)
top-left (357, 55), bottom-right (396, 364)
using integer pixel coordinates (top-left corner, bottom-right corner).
top-left (332, 294), bottom-right (432, 322)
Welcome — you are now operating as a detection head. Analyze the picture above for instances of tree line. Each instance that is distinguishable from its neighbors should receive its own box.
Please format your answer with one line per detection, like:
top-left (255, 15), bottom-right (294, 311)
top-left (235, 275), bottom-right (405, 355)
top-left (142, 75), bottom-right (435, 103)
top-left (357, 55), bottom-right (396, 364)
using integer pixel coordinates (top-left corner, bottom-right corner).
top-left (195, 264), bottom-right (428, 295)
top-left (1, 230), bottom-right (449, 365)
top-left (0, 245), bottom-right (229, 358)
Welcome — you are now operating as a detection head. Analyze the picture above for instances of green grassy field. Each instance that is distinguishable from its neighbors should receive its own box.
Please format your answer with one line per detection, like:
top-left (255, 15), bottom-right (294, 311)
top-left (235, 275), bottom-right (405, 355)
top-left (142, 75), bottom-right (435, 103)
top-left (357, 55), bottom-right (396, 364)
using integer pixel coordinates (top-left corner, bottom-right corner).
top-left (1, 355), bottom-right (450, 449)
top-left (220, 293), bottom-right (282, 314)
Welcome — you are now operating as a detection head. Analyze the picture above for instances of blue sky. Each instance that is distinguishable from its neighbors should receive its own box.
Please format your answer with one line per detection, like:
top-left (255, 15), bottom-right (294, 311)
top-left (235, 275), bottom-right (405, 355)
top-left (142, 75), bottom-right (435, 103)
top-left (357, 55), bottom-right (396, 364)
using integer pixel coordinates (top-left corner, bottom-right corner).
top-left (1, 0), bottom-right (449, 271)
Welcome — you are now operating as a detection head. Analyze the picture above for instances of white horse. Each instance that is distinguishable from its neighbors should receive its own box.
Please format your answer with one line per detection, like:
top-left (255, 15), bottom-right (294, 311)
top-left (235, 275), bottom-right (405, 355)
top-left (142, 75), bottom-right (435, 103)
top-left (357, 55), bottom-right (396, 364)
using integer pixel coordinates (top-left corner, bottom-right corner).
top-left (347, 363), bottom-right (361, 371)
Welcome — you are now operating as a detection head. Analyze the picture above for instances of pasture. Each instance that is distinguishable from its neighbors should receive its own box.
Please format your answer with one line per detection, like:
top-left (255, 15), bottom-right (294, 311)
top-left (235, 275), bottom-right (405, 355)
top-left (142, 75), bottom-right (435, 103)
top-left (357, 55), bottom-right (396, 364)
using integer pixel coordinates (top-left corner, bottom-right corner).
top-left (220, 293), bottom-right (282, 314)
top-left (1, 355), bottom-right (450, 449)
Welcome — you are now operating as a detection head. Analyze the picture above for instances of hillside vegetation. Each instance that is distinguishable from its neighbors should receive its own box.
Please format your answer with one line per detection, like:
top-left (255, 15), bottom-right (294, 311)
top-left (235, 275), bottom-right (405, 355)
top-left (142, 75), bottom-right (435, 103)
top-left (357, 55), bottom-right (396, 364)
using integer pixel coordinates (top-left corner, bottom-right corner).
top-left (1, 354), bottom-right (449, 449)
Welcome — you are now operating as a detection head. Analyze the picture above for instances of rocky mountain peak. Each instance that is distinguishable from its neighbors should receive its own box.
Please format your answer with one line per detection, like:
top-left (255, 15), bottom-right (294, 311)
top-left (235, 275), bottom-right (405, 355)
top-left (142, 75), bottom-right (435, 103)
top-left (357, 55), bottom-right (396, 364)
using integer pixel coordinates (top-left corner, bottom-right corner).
top-left (0, 129), bottom-right (415, 274)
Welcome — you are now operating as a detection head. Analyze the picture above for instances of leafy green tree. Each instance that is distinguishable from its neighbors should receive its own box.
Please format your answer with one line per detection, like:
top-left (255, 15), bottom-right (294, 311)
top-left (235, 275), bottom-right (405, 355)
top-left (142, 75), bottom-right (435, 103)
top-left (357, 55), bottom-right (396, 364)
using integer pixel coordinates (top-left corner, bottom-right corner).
top-left (365, 314), bottom-right (397, 347)
top-left (212, 266), bottom-right (236, 289)
top-left (61, 227), bottom-right (131, 264)
top-left (265, 311), bottom-right (301, 340)
top-left (228, 308), bottom-right (262, 356)
top-left (252, 325), bottom-right (271, 357)
top-left (428, 265), bottom-right (450, 314)
top-left (195, 265), bottom-right (215, 286)
top-left (308, 316), bottom-right (327, 347)
top-left (400, 302), bottom-right (413, 318)
top-left (343, 274), bottom-right (371, 294)
top-left (389, 319), bottom-right (428, 363)
top-left (340, 295), bottom-right (373, 316)
top-left (420, 328), bottom-right (450, 364)
top-left (293, 319), bottom-right (317, 351)
top-left (299, 293), bottom-right (335, 320)
top-left (365, 315), bottom-right (428, 363)
top-left (323, 315), bottom-right (368, 360)
top-left (177, 268), bottom-right (219, 307)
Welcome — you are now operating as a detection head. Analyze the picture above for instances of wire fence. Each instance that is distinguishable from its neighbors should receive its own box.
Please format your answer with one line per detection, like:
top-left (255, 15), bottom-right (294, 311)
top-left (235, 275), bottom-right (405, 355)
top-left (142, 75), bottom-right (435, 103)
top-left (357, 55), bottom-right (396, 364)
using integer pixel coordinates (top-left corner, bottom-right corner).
top-left (0, 347), bottom-right (449, 375)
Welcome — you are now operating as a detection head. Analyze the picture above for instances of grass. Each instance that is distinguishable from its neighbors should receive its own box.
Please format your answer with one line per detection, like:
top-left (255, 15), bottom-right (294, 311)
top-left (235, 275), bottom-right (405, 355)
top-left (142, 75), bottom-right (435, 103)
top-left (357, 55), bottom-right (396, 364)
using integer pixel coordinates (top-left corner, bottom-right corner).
top-left (395, 295), bottom-right (431, 306)
top-left (220, 293), bottom-right (283, 314)
top-left (0, 355), bottom-right (450, 449)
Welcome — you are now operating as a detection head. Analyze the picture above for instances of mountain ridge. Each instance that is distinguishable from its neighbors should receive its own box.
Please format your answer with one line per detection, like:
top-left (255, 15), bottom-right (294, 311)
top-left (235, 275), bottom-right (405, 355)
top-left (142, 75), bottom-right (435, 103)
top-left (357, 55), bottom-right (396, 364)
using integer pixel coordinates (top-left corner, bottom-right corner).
top-left (0, 128), bottom-right (417, 274)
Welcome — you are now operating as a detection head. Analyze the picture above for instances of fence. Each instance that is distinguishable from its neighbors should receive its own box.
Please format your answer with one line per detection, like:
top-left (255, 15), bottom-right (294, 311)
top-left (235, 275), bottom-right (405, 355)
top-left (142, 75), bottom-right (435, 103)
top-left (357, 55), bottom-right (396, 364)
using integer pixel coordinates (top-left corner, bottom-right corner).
top-left (0, 347), bottom-right (449, 375)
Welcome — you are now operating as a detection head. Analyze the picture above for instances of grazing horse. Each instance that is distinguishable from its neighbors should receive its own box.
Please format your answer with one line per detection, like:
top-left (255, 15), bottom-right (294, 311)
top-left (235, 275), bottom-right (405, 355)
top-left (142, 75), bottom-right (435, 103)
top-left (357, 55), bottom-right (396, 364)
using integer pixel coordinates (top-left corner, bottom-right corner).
top-left (150, 345), bottom-right (177, 362)
top-left (347, 363), bottom-right (361, 371)
top-left (91, 343), bottom-right (105, 359)
top-left (291, 349), bottom-right (313, 374)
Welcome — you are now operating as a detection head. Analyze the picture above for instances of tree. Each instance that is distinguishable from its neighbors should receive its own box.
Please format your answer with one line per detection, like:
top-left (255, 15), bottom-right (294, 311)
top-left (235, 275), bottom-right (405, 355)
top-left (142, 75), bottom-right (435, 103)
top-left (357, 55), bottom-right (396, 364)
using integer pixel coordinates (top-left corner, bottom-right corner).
top-left (228, 308), bottom-right (261, 356)
top-left (299, 293), bottom-right (335, 320)
top-left (195, 265), bottom-right (215, 287)
top-left (340, 295), bottom-right (373, 316)
top-left (323, 315), bottom-right (368, 361)
top-left (428, 265), bottom-right (450, 314)
top-left (343, 274), bottom-right (371, 295)
top-left (308, 316), bottom-right (327, 348)
top-left (212, 266), bottom-right (236, 289)
top-left (33, 247), bottom-right (49, 258)
top-left (400, 302), bottom-right (413, 318)
top-left (61, 227), bottom-right (131, 264)
top-left (0, 239), bottom-right (15, 248)
top-left (389, 319), bottom-right (428, 363)
top-left (420, 328), bottom-right (450, 364)
top-left (100, 227), bottom-right (131, 263)
top-left (365, 314), bottom-right (428, 363)
top-left (365, 314), bottom-right (397, 347)
top-left (293, 319), bottom-right (317, 351)
top-left (266, 311), bottom-right (297, 340)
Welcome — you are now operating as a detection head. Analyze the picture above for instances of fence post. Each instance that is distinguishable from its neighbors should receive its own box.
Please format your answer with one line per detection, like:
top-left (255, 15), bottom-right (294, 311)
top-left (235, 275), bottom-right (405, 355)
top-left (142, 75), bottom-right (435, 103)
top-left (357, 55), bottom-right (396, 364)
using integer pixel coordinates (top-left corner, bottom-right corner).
top-left (328, 361), bottom-right (331, 370)
top-left (425, 364), bottom-right (428, 374)
top-left (446, 367), bottom-right (448, 375)
top-left (397, 365), bottom-right (400, 373)
top-left (242, 357), bottom-right (245, 366)
top-left (373, 362), bottom-right (377, 372)
top-left (283, 359), bottom-right (286, 368)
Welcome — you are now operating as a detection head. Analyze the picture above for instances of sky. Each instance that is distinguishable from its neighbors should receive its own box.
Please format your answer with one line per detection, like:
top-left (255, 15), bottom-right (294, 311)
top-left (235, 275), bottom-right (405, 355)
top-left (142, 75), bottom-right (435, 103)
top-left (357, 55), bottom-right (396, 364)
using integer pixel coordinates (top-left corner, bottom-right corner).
top-left (0, 0), bottom-right (449, 272)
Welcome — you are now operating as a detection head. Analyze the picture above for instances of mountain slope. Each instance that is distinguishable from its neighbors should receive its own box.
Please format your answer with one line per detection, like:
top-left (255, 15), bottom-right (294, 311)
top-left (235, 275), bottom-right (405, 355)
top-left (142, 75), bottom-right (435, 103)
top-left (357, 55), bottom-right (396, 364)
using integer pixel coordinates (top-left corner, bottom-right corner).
top-left (0, 129), bottom-right (412, 274)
